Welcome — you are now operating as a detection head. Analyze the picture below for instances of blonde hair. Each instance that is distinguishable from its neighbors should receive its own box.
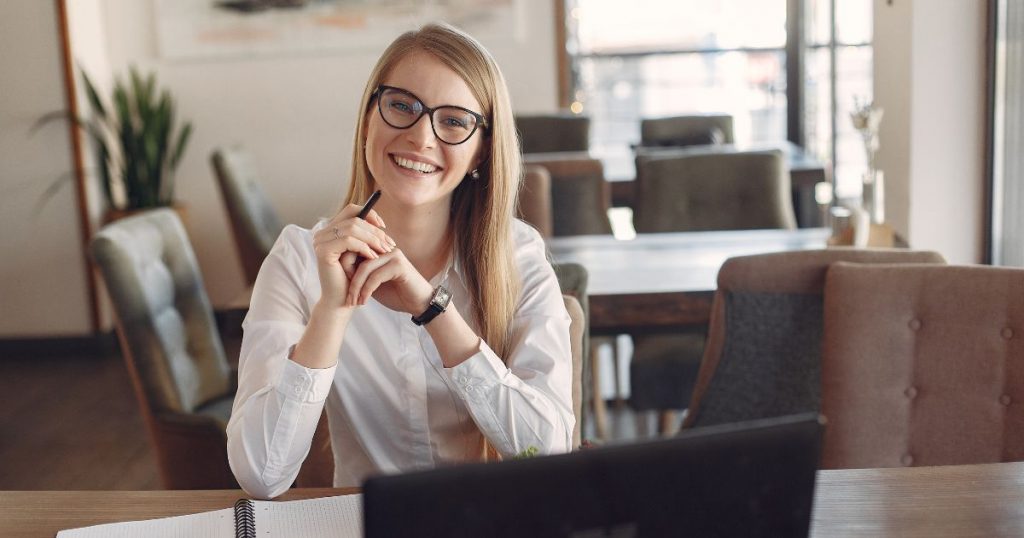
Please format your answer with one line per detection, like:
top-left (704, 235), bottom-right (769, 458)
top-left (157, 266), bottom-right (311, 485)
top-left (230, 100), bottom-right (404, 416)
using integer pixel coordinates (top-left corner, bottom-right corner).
top-left (345, 23), bottom-right (521, 361)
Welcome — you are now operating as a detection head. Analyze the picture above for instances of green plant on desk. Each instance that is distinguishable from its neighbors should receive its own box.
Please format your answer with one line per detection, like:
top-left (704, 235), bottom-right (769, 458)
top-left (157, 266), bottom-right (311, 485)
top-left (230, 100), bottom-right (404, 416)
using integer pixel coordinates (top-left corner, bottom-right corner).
top-left (513, 446), bottom-right (540, 459)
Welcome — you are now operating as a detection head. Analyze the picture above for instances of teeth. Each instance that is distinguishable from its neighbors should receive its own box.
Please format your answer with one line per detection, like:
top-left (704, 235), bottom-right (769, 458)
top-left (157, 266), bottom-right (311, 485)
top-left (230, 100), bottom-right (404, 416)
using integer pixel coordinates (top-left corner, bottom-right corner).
top-left (394, 156), bottom-right (438, 173)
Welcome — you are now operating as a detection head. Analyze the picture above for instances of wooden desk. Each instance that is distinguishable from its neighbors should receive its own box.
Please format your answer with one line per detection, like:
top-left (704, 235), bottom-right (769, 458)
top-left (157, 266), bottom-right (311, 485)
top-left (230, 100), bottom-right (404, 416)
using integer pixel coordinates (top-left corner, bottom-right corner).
top-left (548, 227), bottom-right (831, 335)
top-left (6, 461), bottom-right (1024, 537)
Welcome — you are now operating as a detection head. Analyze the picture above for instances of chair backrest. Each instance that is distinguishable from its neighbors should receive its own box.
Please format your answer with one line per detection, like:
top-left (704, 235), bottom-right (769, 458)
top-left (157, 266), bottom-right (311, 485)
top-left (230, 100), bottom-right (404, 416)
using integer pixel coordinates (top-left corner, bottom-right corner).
top-left (553, 262), bottom-right (589, 447)
top-left (516, 113), bottom-right (590, 154)
top-left (91, 209), bottom-right (232, 416)
top-left (640, 114), bottom-right (735, 146)
top-left (563, 294), bottom-right (586, 449)
top-left (517, 165), bottom-right (553, 237)
top-left (211, 147), bottom-right (285, 286)
top-left (522, 153), bottom-right (612, 236)
top-left (634, 149), bottom-right (796, 233)
top-left (684, 248), bottom-right (946, 430)
top-left (821, 263), bottom-right (1024, 469)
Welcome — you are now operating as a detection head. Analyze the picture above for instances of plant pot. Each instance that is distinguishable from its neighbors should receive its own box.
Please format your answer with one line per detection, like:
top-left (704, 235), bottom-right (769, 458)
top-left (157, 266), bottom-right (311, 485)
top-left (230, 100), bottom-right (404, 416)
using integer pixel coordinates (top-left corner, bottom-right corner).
top-left (102, 203), bottom-right (189, 228)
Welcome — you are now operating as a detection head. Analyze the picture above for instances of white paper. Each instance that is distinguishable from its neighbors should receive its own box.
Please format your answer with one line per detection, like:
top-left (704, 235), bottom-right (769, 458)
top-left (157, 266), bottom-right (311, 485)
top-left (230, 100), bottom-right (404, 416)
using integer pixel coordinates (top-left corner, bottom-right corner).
top-left (56, 494), bottom-right (363, 538)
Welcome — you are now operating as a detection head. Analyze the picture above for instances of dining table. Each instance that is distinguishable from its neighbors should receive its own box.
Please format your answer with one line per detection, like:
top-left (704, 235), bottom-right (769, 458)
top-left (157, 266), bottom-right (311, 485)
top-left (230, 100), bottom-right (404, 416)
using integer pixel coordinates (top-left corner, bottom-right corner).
top-left (5, 460), bottom-right (1024, 537)
top-left (547, 227), bottom-right (832, 336)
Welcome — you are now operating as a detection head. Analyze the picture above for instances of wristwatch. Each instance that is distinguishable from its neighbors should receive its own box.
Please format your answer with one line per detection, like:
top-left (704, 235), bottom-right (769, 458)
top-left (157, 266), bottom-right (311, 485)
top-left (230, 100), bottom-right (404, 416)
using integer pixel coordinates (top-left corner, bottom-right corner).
top-left (411, 285), bottom-right (452, 326)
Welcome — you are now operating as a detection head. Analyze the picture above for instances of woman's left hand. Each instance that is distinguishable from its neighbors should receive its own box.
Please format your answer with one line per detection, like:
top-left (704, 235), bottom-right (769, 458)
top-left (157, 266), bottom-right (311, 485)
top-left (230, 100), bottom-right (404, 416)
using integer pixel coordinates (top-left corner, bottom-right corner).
top-left (343, 248), bottom-right (435, 315)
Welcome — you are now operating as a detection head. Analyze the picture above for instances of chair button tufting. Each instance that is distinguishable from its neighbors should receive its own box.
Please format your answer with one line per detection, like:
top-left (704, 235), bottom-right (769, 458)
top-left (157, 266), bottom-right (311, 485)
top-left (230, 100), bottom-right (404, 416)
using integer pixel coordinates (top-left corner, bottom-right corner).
top-left (901, 453), bottom-right (914, 466)
top-left (904, 386), bottom-right (918, 399)
top-left (1003, 327), bottom-right (1014, 340)
top-left (908, 318), bottom-right (922, 331)
top-left (1001, 395), bottom-right (1012, 406)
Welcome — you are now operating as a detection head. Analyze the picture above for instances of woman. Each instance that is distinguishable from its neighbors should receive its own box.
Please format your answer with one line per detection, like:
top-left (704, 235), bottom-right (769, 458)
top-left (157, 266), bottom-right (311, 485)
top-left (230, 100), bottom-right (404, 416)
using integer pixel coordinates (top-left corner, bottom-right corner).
top-left (227, 23), bottom-right (573, 498)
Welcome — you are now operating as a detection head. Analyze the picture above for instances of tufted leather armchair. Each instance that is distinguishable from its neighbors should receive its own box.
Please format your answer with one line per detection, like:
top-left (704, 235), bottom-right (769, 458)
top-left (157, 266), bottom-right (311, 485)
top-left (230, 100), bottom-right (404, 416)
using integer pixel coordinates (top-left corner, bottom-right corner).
top-left (640, 114), bottom-right (735, 147)
top-left (515, 113), bottom-right (590, 154)
top-left (211, 147), bottom-right (285, 287)
top-left (821, 263), bottom-right (1024, 469)
top-left (683, 249), bottom-right (945, 431)
top-left (91, 209), bottom-right (238, 489)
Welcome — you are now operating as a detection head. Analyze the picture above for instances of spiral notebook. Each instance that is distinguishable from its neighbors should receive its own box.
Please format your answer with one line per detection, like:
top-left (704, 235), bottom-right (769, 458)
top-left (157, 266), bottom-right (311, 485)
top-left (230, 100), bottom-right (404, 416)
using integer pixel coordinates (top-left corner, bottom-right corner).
top-left (55, 494), bottom-right (362, 538)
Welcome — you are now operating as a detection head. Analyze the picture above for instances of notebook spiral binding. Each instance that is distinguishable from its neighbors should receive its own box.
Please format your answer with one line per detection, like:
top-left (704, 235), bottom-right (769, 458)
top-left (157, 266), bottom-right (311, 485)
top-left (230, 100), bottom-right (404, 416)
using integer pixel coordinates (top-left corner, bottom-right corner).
top-left (234, 498), bottom-right (256, 538)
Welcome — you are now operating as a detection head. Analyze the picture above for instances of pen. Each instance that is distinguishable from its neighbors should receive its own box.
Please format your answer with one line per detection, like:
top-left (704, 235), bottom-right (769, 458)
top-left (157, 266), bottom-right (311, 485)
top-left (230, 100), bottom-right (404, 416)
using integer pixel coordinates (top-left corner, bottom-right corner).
top-left (357, 190), bottom-right (382, 220)
top-left (354, 190), bottom-right (383, 266)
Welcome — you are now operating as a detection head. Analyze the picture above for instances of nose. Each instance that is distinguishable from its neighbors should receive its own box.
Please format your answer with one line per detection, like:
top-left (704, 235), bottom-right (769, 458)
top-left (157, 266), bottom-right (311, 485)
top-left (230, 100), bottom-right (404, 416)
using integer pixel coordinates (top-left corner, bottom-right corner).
top-left (403, 112), bottom-right (437, 149)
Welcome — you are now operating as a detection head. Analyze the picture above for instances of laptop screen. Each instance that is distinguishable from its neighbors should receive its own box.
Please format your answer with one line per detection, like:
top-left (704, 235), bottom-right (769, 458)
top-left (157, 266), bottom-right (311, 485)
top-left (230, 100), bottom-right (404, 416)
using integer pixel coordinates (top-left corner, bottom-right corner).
top-left (363, 413), bottom-right (823, 538)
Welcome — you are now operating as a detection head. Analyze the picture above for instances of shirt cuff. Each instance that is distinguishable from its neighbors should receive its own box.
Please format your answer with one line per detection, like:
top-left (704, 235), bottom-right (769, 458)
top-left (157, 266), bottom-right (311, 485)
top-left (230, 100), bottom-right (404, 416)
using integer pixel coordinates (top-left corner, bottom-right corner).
top-left (446, 339), bottom-right (507, 403)
top-left (276, 357), bottom-right (336, 404)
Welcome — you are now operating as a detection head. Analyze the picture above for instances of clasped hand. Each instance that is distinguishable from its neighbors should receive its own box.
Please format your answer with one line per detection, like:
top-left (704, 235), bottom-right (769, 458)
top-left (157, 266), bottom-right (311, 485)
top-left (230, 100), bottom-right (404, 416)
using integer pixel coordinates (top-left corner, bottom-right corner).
top-left (312, 204), bottom-right (433, 315)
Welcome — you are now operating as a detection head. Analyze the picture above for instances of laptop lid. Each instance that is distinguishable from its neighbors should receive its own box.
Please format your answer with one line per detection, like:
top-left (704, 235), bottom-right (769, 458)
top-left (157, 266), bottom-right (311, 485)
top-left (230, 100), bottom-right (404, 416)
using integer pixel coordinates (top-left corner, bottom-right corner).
top-left (363, 413), bottom-right (824, 538)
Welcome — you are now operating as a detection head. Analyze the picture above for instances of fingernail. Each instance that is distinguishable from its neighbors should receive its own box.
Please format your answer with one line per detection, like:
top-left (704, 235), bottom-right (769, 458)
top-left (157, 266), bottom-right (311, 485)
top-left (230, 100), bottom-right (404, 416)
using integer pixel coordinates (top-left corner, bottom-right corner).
top-left (388, 237), bottom-right (397, 247)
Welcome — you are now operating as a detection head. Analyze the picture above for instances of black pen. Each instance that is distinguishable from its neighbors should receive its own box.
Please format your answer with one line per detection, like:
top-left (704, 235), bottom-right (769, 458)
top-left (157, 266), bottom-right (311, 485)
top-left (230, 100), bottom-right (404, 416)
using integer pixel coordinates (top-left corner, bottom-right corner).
top-left (357, 190), bottom-right (382, 220)
top-left (354, 190), bottom-right (383, 266)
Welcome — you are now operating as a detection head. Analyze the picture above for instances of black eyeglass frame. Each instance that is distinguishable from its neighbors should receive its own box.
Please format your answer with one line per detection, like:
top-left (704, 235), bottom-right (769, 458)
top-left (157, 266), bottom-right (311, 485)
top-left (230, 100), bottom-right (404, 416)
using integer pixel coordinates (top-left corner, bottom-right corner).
top-left (372, 85), bottom-right (489, 146)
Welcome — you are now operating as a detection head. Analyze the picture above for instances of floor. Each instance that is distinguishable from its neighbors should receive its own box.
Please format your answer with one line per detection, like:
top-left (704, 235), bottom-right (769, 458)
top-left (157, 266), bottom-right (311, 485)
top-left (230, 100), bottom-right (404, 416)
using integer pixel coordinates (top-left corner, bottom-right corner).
top-left (0, 334), bottom-right (660, 490)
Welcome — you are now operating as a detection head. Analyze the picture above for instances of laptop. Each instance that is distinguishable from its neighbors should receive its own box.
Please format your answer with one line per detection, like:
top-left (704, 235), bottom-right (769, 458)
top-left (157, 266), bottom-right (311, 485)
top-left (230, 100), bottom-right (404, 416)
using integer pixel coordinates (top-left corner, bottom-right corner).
top-left (362, 413), bottom-right (824, 538)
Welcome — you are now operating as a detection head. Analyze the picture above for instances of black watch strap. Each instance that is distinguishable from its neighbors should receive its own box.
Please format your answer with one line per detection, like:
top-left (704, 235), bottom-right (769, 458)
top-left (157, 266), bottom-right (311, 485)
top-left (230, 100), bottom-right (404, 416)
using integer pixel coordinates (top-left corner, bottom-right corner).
top-left (411, 285), bottom-right (451, 326)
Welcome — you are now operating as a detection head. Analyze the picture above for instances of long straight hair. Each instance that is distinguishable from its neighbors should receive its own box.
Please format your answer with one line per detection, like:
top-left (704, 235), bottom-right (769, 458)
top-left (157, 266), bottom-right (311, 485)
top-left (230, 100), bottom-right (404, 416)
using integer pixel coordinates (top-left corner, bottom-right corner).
top-left (344, 23), bottom-right (522, 361)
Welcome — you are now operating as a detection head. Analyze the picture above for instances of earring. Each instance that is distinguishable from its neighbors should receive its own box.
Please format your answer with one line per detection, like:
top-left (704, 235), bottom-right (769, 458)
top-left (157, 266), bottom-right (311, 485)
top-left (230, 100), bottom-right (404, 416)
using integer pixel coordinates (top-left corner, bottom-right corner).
top-left (469, 169), bottom-right (480, 180)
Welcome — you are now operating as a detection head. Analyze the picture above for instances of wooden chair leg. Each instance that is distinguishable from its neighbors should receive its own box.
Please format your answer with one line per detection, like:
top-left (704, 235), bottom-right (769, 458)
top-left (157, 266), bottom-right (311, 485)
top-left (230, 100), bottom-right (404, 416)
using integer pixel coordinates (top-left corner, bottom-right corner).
top-left (611, 338), bottom-right (625, 408)
top-left (658, 410), bottom-right (678, 437)
top-left (589, 345), bottom-right (609, 441)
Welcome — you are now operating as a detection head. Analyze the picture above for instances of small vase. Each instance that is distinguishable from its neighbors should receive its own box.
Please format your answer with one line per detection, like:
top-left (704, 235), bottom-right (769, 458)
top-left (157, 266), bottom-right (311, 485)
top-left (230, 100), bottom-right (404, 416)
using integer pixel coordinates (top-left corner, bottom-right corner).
top-left (861, 170), bottom-right (885, 224)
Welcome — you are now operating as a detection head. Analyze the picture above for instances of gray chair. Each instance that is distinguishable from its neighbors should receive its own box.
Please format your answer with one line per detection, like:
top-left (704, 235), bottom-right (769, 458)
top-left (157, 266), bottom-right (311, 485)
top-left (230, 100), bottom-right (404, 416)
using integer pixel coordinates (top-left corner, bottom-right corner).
top-left (684, 249), bottom-right (946, 430)
top-left (634, 150), bottom-right (797, 233)
top-left (516, 113), bottom-right (590, 154)
top-left (553, 262), bottom-right (590, 445)
top-left (639, 114), bottom-right (734, 147)
top-left (628, 150), bottom-right (797, 431)
top-left (522, 153), bottom-right (613, 237)
top-left (211, 147), bottom-right (284, 286)
top-left (91, 209), bottom-right (238, 489)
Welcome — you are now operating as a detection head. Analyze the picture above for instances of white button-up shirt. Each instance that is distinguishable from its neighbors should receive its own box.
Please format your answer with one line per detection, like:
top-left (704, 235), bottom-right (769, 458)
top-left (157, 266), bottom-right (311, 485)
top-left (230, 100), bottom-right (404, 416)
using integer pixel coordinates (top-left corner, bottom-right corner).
top-left (226, 219), bottom-right (574, 498)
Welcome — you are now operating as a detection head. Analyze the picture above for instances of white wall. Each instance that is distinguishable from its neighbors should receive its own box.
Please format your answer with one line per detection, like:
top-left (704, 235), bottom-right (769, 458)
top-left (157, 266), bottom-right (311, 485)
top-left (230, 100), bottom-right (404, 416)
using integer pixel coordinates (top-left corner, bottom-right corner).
top-left (874, 0), bottom-right (987, 264)
top-left (85, 0), bottom-right (560, 309)
top-left (0, 1), bottom-right (93, 337)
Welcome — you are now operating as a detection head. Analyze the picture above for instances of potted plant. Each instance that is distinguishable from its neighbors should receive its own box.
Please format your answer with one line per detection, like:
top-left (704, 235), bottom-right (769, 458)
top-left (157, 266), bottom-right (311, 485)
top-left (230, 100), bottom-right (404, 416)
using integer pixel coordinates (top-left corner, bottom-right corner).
top-left (39, 66), bottom-right (193, 222)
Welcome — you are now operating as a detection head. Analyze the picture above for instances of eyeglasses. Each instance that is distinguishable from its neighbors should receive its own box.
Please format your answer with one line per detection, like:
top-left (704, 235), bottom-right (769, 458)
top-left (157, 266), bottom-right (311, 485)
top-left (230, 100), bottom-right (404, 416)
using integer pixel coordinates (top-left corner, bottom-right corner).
top-left (373, 85), bottom-right (488, 146)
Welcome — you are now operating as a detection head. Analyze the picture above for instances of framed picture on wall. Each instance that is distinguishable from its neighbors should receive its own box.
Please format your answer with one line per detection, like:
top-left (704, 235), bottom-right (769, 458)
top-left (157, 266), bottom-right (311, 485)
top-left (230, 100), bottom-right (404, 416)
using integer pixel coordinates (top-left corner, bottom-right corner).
top-left (154, 0), bottom-right (524, 60)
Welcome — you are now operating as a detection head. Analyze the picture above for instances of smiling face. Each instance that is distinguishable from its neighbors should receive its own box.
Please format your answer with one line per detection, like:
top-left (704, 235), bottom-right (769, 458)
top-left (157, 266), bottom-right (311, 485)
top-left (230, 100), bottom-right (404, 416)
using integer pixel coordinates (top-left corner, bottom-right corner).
top-left (363, 50), bottom-right (487, 213)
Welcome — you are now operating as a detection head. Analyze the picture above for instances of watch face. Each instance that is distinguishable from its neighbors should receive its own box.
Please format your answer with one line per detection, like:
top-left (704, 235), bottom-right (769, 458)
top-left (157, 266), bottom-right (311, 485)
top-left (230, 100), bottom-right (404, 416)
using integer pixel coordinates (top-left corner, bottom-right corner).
top-left (434, 287), bottom-right (451, 306)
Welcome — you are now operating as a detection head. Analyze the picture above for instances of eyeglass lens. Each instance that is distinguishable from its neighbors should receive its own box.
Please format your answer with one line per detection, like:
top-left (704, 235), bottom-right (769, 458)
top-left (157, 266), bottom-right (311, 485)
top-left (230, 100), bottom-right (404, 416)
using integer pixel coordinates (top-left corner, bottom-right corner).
top-left (378, 88), bottom-right (480, 145)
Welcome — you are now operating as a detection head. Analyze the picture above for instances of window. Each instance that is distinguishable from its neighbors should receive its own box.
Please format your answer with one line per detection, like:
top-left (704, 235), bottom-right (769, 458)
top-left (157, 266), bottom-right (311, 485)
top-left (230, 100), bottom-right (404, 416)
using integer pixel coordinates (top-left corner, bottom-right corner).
top-left (566, 0), bottom-right (873, 198)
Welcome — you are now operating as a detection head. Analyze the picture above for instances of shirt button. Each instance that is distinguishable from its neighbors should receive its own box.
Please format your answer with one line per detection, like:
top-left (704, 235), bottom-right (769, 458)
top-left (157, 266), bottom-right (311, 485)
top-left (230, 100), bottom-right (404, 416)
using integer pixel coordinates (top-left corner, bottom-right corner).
top-left (1003, 327), bottom-right (1014, 340)
top-left (908, 318), bottom-right (922, 331)
top-left (294, 386), bottom-right (303, 396)
top-left (901, 453), bottom-right (914, 466)
top-left (905, 386), bottom-right (918, 399)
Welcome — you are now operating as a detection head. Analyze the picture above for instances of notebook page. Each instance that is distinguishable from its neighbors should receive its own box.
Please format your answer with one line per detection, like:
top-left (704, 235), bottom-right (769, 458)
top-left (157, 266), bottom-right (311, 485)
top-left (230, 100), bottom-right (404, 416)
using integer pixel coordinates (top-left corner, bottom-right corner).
top-left (253, 494), bottom-right (363, 538)
top-left (56, 506), bottom-right (234, 537)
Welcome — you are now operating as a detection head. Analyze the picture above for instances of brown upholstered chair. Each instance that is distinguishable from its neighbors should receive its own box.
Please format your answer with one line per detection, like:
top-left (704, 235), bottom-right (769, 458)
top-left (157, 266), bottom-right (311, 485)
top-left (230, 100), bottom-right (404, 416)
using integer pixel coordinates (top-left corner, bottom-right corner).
top-left (91, 209), bottom-right (239, 489)
top-left (517, 165), bottom-right (553, 237)
top-left (522, 153), bottom-right (613, 237)
top-left (211, 147), bottom-right (284, 286)
top-left (633, 149), bottom-right (797, 233)
top-left (640, 114), bottom-right (735, 147)
top-left (820, 263), bottom-right (1024, 469)
top-left (516, 113), bottom-right (590, 154)
top-left (683, 249), bottom-right (946, 431)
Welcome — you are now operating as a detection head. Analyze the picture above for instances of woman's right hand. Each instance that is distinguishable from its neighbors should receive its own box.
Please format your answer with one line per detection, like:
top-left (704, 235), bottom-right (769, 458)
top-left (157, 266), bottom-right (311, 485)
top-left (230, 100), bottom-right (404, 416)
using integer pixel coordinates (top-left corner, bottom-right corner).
top-left (312, 204), bottom-right (395, 311)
